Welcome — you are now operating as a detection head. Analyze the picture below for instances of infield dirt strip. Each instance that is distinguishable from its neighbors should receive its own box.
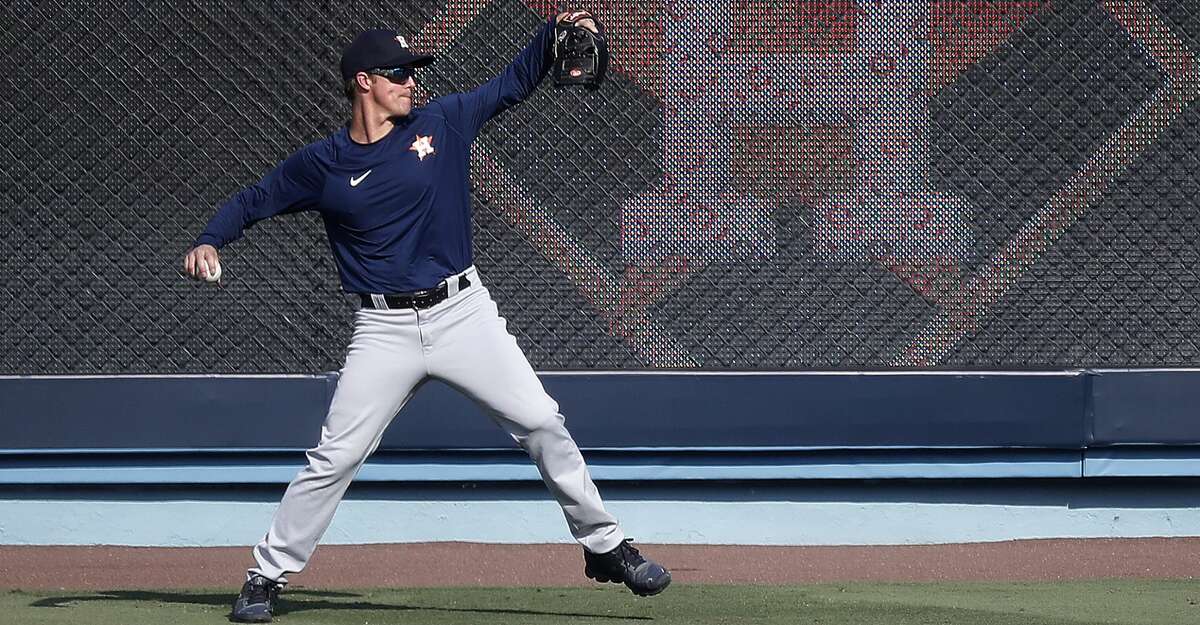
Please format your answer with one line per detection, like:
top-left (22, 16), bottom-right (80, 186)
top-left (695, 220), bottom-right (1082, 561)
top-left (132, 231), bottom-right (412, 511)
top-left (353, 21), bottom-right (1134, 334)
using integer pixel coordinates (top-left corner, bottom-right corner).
top-left (2, 538), bottom-right (1200, 590)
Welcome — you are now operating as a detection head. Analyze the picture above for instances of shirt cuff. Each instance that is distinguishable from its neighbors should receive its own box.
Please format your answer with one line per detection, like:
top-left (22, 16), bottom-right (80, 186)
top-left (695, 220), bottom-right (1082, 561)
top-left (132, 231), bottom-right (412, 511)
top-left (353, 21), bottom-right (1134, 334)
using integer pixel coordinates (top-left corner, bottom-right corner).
top-left (192, 233), bottom-right (222, 249)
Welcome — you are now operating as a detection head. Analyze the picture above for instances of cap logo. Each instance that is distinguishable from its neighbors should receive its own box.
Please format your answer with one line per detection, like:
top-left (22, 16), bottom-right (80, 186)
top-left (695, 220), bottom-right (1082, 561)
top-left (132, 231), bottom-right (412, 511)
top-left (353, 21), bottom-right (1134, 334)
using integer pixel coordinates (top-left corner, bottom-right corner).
top-left (395, 35), bottom-right (409, 48)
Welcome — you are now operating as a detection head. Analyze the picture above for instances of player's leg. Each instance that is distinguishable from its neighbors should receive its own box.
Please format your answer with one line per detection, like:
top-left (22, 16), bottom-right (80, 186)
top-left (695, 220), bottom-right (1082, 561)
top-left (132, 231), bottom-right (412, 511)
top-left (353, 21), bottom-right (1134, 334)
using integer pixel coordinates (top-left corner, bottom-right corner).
top-left (423, 278), bottom-right (624, 553)
top-left (423, 275), bottom-right (670, 595)
top-left (249, 309), bottom-right (427, 583)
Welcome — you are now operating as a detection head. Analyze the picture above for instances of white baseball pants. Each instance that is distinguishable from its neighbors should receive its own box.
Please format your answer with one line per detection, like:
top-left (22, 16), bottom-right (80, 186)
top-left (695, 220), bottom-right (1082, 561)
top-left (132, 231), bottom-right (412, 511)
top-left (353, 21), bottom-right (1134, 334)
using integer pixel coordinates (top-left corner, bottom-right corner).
top-left (249, 266), bottom-right (624, 583)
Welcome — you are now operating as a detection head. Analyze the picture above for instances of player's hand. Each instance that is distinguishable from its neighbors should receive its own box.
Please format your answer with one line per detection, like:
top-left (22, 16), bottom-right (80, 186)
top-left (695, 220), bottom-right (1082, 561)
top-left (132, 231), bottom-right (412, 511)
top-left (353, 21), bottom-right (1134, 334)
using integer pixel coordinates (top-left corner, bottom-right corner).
top-left (557, 10), bottom-right (598, 34)
top-left (183, 244), bottom-right (222, 282)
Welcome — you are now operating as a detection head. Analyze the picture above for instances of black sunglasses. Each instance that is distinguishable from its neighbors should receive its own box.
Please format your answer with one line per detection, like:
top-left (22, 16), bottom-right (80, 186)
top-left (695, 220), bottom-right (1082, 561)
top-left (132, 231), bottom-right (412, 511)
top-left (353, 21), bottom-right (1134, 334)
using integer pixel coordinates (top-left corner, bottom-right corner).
top-left (368, 66), bottom-right (416, 81)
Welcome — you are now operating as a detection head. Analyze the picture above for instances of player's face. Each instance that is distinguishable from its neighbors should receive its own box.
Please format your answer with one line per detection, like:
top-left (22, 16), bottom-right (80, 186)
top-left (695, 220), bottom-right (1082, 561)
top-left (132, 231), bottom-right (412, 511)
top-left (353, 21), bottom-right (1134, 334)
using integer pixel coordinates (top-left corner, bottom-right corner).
top-left (367, 70), bottom-right (416, 117)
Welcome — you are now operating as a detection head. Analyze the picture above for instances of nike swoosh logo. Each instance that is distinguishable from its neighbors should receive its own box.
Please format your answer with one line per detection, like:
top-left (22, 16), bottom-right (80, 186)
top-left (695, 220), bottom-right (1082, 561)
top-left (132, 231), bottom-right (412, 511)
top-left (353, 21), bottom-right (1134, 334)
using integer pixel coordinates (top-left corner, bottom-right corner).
top-left (350, 170), bottom-right (372, 187)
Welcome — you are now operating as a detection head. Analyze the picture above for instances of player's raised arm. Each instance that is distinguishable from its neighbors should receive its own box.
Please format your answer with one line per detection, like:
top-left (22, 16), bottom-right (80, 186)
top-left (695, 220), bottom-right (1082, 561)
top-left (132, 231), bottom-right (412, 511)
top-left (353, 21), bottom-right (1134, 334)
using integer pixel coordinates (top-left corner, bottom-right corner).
top-left (439, 10), bottom-right (604, 140)
top-left (181, 144), bottom-right (324, 281)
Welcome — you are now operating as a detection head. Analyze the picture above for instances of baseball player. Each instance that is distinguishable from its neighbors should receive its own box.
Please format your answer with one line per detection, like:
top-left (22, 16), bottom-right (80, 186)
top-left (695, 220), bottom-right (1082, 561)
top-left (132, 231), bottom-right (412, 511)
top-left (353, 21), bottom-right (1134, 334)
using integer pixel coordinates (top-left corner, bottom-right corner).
top-left (182, 10), bottom-right (669, 624)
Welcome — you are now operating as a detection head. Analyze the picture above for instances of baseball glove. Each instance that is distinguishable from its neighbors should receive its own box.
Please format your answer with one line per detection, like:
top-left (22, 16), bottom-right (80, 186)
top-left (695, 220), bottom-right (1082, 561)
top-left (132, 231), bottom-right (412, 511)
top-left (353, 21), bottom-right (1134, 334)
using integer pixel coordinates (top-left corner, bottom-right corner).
top-left (552, 10), bottom-right (608, 90)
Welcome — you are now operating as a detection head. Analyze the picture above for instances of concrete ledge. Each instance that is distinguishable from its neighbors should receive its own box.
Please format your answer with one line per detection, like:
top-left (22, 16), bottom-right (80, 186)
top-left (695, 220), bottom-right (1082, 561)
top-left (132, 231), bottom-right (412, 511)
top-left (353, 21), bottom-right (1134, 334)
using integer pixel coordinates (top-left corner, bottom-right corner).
top-left (0, 449), bottom-right (1084, 484)
top-left (1084, 447), bottom-right (1200, 477)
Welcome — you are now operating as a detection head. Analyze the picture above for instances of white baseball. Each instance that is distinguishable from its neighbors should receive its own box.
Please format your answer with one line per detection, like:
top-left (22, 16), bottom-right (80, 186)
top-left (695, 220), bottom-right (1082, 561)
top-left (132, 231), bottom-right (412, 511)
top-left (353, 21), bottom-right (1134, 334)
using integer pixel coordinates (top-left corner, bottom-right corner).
top-left (201, 259), bottom-right (222, 283)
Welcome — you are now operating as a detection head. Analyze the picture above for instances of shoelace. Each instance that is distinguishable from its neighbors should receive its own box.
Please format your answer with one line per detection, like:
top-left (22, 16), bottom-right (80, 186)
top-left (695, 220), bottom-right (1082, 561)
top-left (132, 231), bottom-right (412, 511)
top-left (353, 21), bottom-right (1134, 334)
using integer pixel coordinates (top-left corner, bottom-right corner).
top-left (246, 578), bottom-right (276, 605)
top-left (618, 539), bottom-right (647, 567)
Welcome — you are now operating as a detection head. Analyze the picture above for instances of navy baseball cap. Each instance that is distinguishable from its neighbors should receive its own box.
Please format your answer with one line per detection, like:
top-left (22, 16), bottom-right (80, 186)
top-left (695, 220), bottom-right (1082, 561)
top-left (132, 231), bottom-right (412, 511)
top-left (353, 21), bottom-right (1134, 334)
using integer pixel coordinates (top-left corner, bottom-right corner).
top-left (340, 30), bottom-right (434, 80)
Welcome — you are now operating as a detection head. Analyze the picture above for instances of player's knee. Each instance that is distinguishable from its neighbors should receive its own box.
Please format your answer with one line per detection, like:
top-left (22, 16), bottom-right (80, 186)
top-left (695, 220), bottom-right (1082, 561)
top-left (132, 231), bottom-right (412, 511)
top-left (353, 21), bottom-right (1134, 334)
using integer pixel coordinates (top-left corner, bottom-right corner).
top-left (304, 446), bottom-right (361, 480)
top-left (525, 405), bottom-right (567, 436)
top-left (518, 410), bottom-right (570, 448)
top-left (500, 394), bottom-right (562, 435)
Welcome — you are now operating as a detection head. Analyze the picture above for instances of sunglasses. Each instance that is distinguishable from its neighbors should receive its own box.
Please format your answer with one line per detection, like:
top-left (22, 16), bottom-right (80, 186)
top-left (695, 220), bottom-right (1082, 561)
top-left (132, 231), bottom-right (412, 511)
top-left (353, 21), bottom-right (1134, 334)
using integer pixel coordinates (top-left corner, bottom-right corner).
top-left (368, 66), bottom-right (416, 81)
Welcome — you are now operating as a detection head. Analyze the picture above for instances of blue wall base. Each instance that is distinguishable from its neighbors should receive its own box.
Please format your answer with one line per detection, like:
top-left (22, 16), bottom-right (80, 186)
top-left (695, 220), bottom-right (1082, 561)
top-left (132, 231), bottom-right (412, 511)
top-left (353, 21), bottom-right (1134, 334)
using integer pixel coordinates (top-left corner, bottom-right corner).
top-left (4, 480), bottom-right (1200, 546)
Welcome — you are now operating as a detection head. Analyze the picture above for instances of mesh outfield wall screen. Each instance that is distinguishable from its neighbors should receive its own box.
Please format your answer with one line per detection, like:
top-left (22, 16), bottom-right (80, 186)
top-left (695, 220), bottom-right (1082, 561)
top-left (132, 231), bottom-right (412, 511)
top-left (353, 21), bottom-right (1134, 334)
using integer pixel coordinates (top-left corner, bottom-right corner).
top-left (1, 1), bottom-right (1197, 373)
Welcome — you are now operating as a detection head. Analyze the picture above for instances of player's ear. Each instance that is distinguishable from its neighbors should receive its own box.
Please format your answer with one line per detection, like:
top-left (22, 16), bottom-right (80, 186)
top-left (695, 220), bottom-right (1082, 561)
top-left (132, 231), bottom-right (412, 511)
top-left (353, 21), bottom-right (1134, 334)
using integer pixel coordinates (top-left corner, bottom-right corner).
top-left (355, 72), bottom-right (373, 93)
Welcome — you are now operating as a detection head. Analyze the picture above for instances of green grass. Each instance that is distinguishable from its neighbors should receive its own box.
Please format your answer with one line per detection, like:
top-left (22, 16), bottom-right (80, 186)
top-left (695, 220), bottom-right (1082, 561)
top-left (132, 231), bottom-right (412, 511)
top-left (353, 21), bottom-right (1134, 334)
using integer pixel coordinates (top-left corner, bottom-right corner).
top-left (5, 580), bottom-right (1200, 624)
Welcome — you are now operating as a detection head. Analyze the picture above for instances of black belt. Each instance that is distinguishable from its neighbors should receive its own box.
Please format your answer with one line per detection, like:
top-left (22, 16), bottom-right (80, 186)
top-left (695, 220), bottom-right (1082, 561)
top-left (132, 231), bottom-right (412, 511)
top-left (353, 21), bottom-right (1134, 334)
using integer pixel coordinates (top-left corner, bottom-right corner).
top-left (359, 275), bottom-right (471, 310)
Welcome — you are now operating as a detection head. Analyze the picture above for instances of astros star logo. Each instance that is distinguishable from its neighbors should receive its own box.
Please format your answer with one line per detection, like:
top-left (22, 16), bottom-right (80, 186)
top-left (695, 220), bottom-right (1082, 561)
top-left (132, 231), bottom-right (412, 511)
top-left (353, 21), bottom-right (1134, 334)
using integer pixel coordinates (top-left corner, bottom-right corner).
top-left (409, 135), bottom-right (435, 161)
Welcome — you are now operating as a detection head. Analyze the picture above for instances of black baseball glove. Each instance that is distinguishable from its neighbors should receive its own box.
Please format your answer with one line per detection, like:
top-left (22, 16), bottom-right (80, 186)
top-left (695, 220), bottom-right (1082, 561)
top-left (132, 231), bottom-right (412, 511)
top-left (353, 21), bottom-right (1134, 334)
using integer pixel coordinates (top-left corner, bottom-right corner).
top-left (552, 10), bottom-right (608, 90)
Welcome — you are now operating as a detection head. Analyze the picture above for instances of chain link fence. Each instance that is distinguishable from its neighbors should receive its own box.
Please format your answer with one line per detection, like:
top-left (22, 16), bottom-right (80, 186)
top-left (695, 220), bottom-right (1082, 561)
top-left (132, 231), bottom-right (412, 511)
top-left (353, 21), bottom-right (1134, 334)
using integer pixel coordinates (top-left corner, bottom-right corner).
top-left (1, 0), bottom-right (1197, 373)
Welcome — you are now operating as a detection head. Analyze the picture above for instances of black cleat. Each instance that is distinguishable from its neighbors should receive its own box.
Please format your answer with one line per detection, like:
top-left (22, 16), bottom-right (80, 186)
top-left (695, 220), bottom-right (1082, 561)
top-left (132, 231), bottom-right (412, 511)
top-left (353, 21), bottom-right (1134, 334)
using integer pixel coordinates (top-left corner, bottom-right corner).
top-left (584, 539), bottom-right (672, 596)
top-left (231, 574), bottom-right (282, 623)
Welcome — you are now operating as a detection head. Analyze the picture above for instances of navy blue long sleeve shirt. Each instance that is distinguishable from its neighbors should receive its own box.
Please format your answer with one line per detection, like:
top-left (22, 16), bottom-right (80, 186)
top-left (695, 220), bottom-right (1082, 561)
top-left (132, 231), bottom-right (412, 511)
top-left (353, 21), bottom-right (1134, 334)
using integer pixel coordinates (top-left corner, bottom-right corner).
top-left (194, 19), bottom-right (554, 293)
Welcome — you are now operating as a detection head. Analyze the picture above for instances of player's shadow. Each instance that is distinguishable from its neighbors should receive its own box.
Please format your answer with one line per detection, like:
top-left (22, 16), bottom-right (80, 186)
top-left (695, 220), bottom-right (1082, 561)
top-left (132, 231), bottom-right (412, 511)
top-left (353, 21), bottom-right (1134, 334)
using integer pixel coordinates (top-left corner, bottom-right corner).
top-left (30, 589), bottom-right (653, 621)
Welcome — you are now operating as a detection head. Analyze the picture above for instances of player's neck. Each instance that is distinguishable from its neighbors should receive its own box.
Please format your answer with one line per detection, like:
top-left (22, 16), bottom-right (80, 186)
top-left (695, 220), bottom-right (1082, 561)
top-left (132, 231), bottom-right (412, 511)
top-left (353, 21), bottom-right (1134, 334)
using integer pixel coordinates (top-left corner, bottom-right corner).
top-left (348, 103), bottom-right (397, 144)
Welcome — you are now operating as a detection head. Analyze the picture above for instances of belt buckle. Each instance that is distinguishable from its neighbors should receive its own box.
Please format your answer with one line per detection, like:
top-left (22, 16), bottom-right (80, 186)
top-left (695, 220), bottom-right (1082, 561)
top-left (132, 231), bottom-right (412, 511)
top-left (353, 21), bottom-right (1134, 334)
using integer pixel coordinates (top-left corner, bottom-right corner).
top-left (407, 285), bottom-right (442, 310)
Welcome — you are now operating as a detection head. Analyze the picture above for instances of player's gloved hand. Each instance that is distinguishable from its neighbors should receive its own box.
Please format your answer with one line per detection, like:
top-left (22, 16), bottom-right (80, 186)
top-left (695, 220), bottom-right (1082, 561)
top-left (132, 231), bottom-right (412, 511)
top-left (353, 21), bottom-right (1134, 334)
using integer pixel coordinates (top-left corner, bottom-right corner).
top-left (182, 244), bottom-right (222, 283)
top-left (553, 10), bottom-right (608, 90)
